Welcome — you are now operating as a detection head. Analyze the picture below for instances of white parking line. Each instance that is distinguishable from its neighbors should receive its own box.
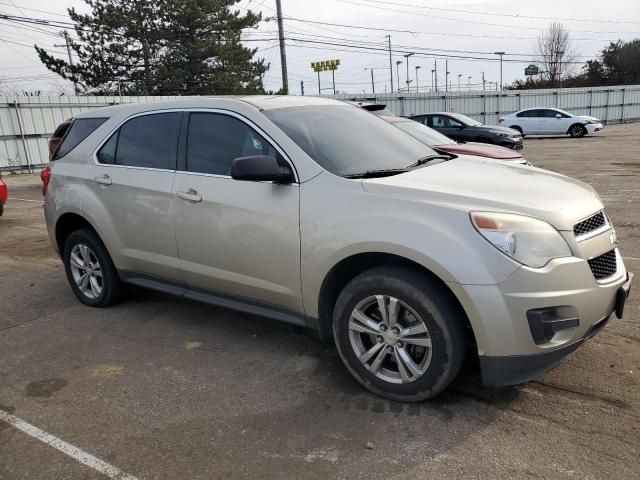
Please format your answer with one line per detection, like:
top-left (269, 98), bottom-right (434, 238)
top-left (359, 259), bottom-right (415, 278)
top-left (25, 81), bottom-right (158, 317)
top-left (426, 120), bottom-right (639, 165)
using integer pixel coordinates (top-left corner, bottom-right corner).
top-left (623, 257), bottom-right (640, 262)
top-left (11, 197), bottom-right (43, 203)
top-left (0, 410), bottom-right (139, 480)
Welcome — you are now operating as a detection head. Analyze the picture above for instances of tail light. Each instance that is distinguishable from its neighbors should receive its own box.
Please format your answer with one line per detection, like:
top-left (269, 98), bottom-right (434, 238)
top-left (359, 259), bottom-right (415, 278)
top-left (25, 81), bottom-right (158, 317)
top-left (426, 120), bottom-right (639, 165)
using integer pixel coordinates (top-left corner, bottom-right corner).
top-left (40, 166), bottom-right (51, 196)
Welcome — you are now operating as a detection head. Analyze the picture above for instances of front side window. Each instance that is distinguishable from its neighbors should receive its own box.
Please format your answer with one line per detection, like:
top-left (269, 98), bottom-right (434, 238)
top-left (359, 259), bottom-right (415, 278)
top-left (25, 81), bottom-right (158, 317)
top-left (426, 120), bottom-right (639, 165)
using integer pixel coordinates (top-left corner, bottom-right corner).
top-left (394, 120), bottom-right (456, 146)
top-left (449, 113), bottom-right (482, 126)
top-left (186, 113), bottom-right (280, 175)
top-left (54, 118), bottom-right (107, 159)
top-left (263, 105), bottom-right (436, 177)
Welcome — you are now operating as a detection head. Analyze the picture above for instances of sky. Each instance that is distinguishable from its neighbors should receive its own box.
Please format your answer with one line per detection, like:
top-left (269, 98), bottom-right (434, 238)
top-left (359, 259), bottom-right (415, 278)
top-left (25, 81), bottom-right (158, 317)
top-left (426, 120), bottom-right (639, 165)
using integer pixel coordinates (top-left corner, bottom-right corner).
top-left (0, 0), bottom-right (639, 95)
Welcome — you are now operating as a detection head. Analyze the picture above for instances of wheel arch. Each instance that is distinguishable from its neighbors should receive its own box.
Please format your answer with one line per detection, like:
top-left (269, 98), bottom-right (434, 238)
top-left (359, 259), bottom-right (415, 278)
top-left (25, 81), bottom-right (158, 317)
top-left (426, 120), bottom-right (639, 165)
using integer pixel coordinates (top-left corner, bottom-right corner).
top-left (315, 252), bottom-right (476, 347)
top-left (55, 212), bottom-right (102, 255)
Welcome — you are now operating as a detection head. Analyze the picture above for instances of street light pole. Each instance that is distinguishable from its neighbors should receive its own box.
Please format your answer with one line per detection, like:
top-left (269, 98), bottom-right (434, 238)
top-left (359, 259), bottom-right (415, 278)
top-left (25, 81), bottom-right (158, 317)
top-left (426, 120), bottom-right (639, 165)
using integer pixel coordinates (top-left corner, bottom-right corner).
top-left (482, 71), bottom-right (486, 91)
top-left (457, 74), bottom-right (462, 91)
top-left (445, 60), bottom-right (449, 94)
top-left (494, 51), bottom-right (505, 90)
top-left (468, 76), bottom-right (472, 91)
top-left (395, 61), bottom-right (402, 93)
top-left (403, 53), bottom-right (414, 92)
top-left (365, 68), bottom-right (375, 95)
top-left (434, 60), bottom-right (438, 93)
top-left (415, 66), bottom-right (421, 93)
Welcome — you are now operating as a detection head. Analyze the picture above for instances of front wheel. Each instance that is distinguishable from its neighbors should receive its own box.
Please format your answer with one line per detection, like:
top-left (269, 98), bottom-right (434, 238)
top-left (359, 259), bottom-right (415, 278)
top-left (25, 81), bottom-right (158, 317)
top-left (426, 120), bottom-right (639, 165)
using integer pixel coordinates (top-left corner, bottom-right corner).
top-left (568, 124), bottom-right (587, 138)
top-left (333, 266), bottom-right (467, 402)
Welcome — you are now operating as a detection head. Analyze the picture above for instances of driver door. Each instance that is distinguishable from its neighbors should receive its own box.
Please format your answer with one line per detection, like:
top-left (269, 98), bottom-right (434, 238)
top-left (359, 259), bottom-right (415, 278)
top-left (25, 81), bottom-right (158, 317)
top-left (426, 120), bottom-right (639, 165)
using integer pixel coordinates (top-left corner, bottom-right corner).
top-left (172, 111), bottom-right (302, 312)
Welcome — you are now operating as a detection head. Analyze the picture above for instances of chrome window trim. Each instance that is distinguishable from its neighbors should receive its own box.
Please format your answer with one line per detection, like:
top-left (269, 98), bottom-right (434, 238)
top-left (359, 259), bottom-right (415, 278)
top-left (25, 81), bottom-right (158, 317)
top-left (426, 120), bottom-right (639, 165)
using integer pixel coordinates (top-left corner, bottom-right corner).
top-left (91, 107), bottom-right (300, 183)
top-left (91, 109), bottom-right (182, 173)
top-left (574, 210), bottom-right (611, 242)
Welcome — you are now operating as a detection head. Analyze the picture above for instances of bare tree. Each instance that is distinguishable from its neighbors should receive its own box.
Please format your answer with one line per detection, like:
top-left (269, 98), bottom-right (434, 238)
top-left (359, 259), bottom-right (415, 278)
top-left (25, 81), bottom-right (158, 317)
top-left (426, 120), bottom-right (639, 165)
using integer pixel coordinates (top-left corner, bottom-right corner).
top-left (536, 22), bottom-right (578, 87)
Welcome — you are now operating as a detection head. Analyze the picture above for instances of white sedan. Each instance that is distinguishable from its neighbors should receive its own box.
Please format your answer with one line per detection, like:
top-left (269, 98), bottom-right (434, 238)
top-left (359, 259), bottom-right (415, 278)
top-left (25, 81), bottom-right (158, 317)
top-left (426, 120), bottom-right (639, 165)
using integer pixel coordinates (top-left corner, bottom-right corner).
top-left (500, 108), bottom-right (604, 138)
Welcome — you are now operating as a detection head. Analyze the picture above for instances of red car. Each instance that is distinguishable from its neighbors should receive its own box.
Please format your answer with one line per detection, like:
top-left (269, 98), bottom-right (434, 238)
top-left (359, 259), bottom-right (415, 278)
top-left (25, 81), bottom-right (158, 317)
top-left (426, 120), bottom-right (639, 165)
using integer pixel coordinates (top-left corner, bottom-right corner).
top-left (383, 116), bottom-right (531, 165)
top-left (0, 173), bottom-right (7, 216)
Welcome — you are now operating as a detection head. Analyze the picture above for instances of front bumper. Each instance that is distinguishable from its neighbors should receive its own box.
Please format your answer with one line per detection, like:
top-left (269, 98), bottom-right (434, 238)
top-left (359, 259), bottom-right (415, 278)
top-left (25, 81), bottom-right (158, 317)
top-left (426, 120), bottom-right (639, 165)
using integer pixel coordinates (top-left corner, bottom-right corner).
top-left (503, 137), bottom-right (524, 150)
top-left (448, 251), bottom-right (632, 385)
top-left (586, 123), bottom-right (604, 134)
top-left (481, 271), bottom-right (632, 386)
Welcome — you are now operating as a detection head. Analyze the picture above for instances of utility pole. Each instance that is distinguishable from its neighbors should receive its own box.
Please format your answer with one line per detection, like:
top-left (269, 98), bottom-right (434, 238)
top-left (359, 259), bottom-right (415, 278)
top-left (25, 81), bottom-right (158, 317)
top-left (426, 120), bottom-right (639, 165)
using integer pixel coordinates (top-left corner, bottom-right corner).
top-left (415, 66), bottom-right (421, 93)
top-left (468, 76), bottom-right (472, 91)
top-left (395, 60), bottom-right (402, 93)
top-left (55, 31), bottom-right (79, 95)
top-left (404, 53), bottom-right (414, 93)
top-left (458, 74), bottom-right (462, 91)
top-left (317, 70), bottom-right (321, 95)
top-left (494, 51), bottom-right (505, 91)
top-left (431, 69), bottom-right (435, 92)
top-left (275, 0), bottom-right (288, 94)
top-left (300, 80), bottom-right (304, 96)
top-left (365, 68), bottom-right (375, 95)
top-left (386, 35), bottom-right (393, 93)
top-left (482, 71), bottom-right (486, 91)
top-left (445, 60), bottom-right (449, 94)
top-left (434, 60), bottom-right (438, 93)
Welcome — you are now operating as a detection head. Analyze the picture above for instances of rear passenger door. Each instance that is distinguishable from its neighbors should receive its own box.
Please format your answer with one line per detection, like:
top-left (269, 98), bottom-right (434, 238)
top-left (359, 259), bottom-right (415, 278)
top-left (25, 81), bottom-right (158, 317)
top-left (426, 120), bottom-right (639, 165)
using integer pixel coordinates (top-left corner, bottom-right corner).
top-left (429, 115), bottom-right (465, 141)
top-left (91, 111), bottom-right (183, 281)
top-left (172, 111), bottom-right (302, 312)
top-left (516, 110), bottom-right (542, 135)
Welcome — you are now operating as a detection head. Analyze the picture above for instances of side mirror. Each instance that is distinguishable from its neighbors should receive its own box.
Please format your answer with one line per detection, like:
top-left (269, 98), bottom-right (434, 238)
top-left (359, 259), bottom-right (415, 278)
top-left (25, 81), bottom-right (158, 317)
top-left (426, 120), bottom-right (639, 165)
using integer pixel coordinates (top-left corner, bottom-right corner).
top-left (556, 113), bottom-right (562, 119)
top-left (231, 155), bottom-right (294, 184)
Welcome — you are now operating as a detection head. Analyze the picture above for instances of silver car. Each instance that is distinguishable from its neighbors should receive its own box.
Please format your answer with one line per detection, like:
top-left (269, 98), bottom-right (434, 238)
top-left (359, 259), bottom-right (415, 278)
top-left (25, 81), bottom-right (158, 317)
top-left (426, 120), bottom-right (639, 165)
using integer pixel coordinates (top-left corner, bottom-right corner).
top-left (43, 96), bottom-right (633, 401)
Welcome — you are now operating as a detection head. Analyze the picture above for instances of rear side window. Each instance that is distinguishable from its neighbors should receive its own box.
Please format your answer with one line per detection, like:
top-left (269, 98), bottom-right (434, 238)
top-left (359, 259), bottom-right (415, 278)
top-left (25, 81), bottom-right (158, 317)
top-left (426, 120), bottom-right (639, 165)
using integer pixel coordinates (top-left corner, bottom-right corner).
top-left (186, 112), bottom-right (280, 175)
top-left (53, 118), bottom-right (107, 159)
top-left (97, 112), bottom-right (181, 169)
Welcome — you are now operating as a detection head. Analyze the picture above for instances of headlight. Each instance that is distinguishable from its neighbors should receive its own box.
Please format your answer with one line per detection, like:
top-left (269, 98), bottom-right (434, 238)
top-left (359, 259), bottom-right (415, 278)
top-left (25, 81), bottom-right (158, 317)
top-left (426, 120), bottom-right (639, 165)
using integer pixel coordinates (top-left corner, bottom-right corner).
top-left (471, 212), bottom-right (572, 268)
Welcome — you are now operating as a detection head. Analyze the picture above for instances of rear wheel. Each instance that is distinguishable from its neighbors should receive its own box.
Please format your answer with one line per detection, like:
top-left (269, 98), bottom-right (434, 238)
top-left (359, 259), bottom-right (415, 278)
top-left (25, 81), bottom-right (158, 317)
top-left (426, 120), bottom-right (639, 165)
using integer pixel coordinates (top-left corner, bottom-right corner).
top-left (333, 266), bottom-right (466, 402)
top-left (568, 124), bottom-right (587, 138)
top-left (63, 228), bottom-right (123, 307)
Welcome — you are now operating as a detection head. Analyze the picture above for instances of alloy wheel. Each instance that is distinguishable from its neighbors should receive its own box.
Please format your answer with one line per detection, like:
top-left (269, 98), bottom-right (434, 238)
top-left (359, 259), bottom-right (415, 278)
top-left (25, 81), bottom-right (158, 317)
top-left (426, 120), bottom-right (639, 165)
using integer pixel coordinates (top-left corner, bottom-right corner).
top-left (348, 295), bottom-right (433, 384)
top-left (69, 243), bottom-right (103, 299)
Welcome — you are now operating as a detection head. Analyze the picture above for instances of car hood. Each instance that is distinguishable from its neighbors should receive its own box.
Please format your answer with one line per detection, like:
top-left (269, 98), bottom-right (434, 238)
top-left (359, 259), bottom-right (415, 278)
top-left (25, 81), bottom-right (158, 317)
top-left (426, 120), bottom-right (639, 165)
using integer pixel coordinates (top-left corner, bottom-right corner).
top-left (576, 115), bottom-right (601, 122)
top-left (361, 156), bottom-right (602, 231)
top-left (435, 142), bottom-right (523, 159)
top-left (472, 124), bottom-right (520, 135)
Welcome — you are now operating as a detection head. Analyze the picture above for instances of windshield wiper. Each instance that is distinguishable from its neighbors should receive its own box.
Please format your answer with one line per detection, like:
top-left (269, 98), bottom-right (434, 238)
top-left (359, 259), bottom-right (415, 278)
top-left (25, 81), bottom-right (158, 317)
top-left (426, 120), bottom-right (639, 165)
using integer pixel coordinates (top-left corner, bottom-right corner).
top-left (407, 154), bottom-right (452, 169)
top-left (344, 168), bottom-right (409, 179)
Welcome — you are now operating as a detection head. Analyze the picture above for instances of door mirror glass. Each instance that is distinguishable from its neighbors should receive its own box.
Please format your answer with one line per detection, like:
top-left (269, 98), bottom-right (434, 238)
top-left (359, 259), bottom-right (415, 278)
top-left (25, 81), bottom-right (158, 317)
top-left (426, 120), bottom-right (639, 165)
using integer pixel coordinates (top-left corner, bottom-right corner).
top-left (231, 155), bottom-right (294, 183)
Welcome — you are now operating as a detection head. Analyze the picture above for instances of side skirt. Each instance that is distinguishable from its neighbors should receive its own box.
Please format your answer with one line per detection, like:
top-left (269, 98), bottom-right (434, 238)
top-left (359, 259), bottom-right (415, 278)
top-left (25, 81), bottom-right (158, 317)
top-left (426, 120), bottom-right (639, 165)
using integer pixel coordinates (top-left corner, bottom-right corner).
top-left (120, 271), bottom-right (312, 330)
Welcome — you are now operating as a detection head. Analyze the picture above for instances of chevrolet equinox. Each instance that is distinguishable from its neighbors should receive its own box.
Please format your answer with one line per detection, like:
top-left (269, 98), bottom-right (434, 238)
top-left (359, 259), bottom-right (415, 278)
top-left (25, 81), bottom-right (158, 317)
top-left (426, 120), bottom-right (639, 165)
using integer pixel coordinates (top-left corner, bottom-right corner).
top-left (43, 96), bottom-right (633, 401)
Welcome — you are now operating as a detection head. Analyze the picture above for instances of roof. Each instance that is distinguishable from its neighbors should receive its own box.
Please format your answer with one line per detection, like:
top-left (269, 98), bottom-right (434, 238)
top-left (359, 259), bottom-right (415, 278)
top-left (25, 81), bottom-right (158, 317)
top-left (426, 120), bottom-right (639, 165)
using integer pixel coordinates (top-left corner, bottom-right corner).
top-left (74, 95), bottom-right (347, 119)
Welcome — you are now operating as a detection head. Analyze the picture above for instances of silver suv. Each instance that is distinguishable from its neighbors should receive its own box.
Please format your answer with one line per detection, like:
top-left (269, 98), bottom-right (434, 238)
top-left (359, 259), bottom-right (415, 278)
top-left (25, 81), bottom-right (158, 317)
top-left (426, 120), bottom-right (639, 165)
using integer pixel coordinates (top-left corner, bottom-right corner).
top-left (43, 96), bottom-right (632, 401)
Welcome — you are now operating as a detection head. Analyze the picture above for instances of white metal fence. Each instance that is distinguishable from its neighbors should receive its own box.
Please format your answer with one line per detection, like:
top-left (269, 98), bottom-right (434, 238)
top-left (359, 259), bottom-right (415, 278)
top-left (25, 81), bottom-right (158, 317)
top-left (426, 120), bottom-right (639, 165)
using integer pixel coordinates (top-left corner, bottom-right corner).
top-left (1, 84), bottom-right (639, 173)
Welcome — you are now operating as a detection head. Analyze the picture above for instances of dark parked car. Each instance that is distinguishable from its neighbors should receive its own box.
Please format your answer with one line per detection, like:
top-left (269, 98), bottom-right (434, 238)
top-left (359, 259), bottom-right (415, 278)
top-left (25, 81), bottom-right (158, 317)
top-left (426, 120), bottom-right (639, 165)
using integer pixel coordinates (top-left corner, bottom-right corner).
top-left (382, 116), bottom-right (530, 165)
top-left (409, 112), bottom-right (523, 150)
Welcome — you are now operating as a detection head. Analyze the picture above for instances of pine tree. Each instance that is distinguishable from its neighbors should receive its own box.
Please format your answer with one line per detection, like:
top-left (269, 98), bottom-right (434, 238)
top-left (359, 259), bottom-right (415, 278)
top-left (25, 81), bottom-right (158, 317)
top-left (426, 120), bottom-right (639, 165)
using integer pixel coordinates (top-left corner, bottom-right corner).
top-left (35, 0), bottom-right (267, 95)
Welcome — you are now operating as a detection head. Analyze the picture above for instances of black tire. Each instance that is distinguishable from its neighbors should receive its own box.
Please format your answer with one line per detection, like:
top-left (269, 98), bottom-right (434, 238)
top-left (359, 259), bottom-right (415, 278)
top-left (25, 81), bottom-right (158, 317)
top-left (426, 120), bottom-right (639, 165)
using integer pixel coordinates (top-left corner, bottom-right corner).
top-left (332, 266), bottom-right (467, 402)
top-left (568, 123), bottom-right (587, 138)
top-left (63, 228), bottom-right (123, 307)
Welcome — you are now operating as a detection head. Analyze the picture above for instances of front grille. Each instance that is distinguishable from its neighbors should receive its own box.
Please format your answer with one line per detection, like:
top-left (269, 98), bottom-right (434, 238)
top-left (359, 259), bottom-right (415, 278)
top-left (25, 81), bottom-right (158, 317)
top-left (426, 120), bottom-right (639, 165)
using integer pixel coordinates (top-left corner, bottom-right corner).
top-left (588, 250), bottom-right (617, 280)
top-left (574, 211), bottom-right (607, 237)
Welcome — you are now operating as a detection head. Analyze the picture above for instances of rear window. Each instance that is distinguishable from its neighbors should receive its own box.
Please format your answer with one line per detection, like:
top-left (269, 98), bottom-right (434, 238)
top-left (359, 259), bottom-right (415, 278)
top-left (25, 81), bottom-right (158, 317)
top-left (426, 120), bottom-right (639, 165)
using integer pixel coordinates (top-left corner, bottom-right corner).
top-left (53, 118), bottom-right (107, 160)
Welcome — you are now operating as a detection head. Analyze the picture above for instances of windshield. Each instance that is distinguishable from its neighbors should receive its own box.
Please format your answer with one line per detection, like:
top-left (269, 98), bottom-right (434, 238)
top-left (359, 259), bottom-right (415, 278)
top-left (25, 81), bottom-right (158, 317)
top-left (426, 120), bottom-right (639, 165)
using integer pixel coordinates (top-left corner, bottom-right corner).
top-left (450, 113), bottom-right (483, 127)
top-left (263, 105), bottom-right (437, 177)
top-left (393, 120), bottom-right (456, 146)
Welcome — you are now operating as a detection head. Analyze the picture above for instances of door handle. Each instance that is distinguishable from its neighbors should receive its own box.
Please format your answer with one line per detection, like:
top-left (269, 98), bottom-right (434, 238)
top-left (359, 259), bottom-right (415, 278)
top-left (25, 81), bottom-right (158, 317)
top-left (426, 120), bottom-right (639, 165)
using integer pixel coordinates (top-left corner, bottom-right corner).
top-left (176, 189), bottom-right (202, 203)
top-left (93, 174), bottom-right (112, 186)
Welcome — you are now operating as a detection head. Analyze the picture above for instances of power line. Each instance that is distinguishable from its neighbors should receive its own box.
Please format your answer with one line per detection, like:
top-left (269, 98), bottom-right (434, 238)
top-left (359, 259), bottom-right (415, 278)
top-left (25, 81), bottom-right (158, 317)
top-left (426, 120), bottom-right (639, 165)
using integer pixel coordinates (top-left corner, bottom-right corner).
top-left (350, 0), bottom-right (639, 25)
top-left (279, 16), bottom-right (627, 42)
top-left (338, 0), bottom-right (640, 35)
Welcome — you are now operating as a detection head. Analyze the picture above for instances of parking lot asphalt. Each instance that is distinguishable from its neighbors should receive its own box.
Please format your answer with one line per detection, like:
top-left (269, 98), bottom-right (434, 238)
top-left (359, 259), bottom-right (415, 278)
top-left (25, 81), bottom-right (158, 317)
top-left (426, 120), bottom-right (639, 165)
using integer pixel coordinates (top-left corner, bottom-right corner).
top-left (1, 124), bottom-right (639, 480)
